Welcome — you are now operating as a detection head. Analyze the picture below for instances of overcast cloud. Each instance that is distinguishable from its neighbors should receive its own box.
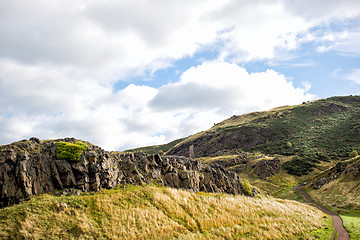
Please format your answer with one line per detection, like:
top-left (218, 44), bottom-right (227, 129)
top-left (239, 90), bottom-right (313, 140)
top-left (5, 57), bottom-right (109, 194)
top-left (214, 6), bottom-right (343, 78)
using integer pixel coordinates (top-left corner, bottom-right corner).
top-left (1, 0), bottom-right (360, 150)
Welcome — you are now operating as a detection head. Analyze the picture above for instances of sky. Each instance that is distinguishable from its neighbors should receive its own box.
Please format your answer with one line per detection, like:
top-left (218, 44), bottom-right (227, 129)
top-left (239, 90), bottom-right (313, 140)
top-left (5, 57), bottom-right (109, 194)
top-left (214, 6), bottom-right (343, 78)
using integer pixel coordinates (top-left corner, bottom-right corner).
top-left (1, 0), bottom-right (360, 151)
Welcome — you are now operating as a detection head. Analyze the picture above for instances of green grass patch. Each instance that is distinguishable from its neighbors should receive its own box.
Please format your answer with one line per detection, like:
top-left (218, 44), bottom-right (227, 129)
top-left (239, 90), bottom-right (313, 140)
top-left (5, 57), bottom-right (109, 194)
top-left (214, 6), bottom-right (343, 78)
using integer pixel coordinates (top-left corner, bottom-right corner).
top-left (56, 142), bottom-right (87, 162)
top-left (340, 212), bottom-right (360, 239)
top-left (309, 215), bottom-right (334, 240)
top-left (240, 179), bottom-right (253, 196)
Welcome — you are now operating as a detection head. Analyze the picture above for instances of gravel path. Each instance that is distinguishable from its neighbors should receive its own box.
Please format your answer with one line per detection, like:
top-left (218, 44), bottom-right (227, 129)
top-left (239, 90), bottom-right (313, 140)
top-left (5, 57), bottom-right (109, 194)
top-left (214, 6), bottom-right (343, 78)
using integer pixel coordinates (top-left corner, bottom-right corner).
top-left (297, 187), bottom-right (349, 240)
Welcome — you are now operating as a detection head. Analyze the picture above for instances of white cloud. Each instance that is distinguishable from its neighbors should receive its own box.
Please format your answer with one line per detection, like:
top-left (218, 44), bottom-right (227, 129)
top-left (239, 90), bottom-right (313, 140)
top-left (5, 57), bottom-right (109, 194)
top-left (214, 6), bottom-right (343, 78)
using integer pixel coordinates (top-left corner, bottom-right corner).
top-left (0, 60), bottom-right (314, 150)
top-left (343, 69), bottom-right (360, 84)
top-left (213, 1), bottom-right (312, 61)
top-left (334, 30), bottom-right (360, 56)
top-left (313, 29), bottom-right (360, 56)
top-left (0, 61), bottom-right (161, 150)
top-left (0, 0), bottom-right (226, 80)
top-left (332, 68), bottom-right (342, 77)
top-left (284, 0), bottom-right (360, 21)
top-left (0, 60), bottom-right (109, 115)
top-left (1, 0), bottom-right (358, 73)
top-left (301, 81), bottom-right (312, 92)
top-left (316, 45), bottom-right (334, 53)
top-left (150, 61), bottom-right (315, 131)
top-left (0, 0), bottom-right (359, 150)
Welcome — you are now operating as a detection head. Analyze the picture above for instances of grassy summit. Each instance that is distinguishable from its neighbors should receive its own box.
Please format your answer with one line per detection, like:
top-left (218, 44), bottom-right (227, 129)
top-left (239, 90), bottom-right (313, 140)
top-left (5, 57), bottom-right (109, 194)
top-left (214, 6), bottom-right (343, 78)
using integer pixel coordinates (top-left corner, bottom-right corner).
top-left (125, 138), bottom-right (185, 155)
top-left (167, 96), bottom-right (360, 160)
top-left (149, 95), bottom-right (360, 178)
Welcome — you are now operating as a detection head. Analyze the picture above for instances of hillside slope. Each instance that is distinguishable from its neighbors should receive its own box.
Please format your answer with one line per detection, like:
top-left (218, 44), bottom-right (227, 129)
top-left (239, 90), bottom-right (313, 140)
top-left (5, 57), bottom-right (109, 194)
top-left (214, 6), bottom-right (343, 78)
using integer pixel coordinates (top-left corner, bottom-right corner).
top-left (0, 185), bottom-right (332, 240)
top-left (308, 156), bottom-right (360, 211)
top-left (306, 156), bottom-right (360, 239)
top-left (125, 138), bottom-right (185, 155)
top-left (167, 96), bottom-right (360, 160)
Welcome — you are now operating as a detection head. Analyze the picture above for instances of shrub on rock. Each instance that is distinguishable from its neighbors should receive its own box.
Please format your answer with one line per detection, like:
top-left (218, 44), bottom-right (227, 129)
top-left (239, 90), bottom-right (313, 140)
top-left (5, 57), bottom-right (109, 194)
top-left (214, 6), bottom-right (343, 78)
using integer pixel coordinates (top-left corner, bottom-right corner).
top-left (56, 142), bottom-right (87, 162)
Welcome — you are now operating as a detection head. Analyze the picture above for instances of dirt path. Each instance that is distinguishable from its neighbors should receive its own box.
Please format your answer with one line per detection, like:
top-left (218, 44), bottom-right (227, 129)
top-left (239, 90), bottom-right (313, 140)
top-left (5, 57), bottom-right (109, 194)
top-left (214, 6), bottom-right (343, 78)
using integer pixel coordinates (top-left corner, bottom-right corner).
top-left (297, 187), bottom-right (349, 240)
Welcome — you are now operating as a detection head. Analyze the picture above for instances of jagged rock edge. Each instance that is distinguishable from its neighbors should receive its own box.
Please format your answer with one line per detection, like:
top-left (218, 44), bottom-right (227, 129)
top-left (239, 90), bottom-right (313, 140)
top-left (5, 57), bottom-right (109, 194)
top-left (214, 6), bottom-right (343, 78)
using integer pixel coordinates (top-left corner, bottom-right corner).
top-left (0, 138), bottom-right (251, 208)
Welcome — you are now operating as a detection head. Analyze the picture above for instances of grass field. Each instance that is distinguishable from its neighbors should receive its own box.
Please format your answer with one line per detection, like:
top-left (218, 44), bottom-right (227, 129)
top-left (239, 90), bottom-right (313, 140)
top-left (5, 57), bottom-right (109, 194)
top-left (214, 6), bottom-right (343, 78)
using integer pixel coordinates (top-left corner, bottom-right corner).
top-left (0, 185), bottom-right (332, 239)
top-left (340, 212), bottom-right (360, 239)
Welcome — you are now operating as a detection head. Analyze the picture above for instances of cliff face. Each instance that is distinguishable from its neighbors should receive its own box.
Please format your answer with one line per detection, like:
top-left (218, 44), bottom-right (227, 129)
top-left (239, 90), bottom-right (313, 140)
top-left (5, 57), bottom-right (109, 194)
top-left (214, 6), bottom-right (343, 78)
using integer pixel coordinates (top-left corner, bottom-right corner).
top-left (0, 138), bottom-right (249, 208)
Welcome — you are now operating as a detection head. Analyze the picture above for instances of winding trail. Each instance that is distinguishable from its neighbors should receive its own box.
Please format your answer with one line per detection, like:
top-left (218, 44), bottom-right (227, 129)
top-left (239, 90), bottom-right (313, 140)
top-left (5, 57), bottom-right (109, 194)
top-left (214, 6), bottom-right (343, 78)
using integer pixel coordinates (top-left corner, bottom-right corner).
top-left (297, 187), bottom-right (349, 240)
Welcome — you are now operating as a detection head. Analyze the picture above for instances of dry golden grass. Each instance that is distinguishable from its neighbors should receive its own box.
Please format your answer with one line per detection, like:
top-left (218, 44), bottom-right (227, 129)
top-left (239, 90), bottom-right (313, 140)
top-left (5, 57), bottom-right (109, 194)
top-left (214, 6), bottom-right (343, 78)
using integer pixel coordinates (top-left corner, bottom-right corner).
top-left (306, 163), bottom-right (360, 239)
top-left (307, 157), bottom-right (360, 211)
top-left (0, 185), bottom-right (330, 239)
top-left (197, 155), bottom-right (239, 164)
top-left (308, 176), bottom-right (360, 211)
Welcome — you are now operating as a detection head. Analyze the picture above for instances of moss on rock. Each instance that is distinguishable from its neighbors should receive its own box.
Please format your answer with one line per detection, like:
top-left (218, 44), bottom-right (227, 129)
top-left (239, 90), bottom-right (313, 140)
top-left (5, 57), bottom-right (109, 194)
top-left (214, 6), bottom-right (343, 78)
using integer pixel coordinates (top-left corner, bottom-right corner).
top-left (56, 142), bottom-right (87, 162)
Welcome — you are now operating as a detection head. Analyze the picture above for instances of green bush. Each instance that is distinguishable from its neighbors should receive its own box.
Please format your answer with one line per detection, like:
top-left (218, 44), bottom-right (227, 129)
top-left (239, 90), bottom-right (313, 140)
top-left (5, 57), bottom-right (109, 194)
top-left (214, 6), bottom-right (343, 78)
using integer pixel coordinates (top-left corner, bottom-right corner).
top-left (349, 150), bottom-right (359, 158)
top-left (56, 142), bottom-right (87, 162)
top-left (283, 156), bottom-right (316, 176)
top-left (241, 179), bottom-right (253, 196)
top-left (316, 152), bottom-right (330, 161)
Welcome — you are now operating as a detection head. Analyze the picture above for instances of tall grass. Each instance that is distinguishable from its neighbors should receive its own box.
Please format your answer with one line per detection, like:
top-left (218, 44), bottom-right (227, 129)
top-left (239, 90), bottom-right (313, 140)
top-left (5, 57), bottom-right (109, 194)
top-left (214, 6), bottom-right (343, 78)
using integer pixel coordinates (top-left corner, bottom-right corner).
top-left (0, 185), bottom-right (330, 239)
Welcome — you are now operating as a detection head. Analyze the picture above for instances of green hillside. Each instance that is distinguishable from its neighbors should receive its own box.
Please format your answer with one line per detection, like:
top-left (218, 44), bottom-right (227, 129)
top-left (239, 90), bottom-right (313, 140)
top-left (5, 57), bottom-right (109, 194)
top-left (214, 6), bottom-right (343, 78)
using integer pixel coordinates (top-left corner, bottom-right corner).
top-left (306, 156), bottom-right (360, 239)
top-left (125, 138), bottom-right (185, 155)
top-left (2, 96), bottom-right (359, 239)
top-left (166, 96), bottom-right (360, 173)
top-left (307, 156), bottom-right (360, 211)
top-left (0, 185), bottom-right (332, 240)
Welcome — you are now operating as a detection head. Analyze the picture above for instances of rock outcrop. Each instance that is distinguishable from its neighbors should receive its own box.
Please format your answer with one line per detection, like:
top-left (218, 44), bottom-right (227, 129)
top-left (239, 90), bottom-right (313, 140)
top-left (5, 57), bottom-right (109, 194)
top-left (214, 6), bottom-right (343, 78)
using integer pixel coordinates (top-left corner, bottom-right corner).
top-left (209, 152), bottom-right (253, 168)
top-left (0, 138), bottom-right (250, 208)
top-left (252, 157), bottom-right (281, 179)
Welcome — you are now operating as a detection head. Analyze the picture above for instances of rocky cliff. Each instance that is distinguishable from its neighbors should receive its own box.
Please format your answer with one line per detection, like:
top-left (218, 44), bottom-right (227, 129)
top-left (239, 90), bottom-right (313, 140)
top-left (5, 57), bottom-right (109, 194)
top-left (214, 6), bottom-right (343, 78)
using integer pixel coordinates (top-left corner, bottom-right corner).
top-left (0, 137), bottom-right (251, 208)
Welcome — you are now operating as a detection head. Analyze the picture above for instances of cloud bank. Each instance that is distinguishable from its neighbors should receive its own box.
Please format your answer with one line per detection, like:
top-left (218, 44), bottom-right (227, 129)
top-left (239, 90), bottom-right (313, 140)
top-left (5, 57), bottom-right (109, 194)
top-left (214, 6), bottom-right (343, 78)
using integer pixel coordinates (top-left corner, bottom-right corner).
top-left (1, 0), bottom-right (360, 150)
top-left (0, 61), bottom-right (313, 150)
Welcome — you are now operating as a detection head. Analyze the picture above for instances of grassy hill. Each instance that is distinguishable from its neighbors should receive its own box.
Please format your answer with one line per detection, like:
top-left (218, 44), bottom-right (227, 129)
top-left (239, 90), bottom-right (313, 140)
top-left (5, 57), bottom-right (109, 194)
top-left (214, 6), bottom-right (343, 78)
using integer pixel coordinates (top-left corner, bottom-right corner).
top-left (124, 138), bottom-right (185, 155)
top-left (307, 156), bottom-right (360, 211)
top-left (3, 96), bottom-right (359, 239)
top-left (306, 156), bottom-right (360, 239)
top-left (166, 96), bottom-right (360, 162)
top-left (0, 185), bottom-right (332, 239)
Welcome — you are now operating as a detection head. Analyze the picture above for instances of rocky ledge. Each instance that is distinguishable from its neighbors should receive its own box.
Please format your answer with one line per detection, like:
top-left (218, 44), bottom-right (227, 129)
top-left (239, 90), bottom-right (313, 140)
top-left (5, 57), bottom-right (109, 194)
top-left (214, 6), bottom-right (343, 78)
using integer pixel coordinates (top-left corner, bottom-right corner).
top-left (0, 138), bottom-right (253, 208)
